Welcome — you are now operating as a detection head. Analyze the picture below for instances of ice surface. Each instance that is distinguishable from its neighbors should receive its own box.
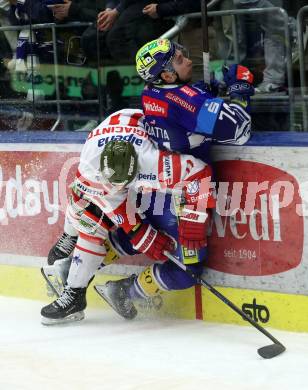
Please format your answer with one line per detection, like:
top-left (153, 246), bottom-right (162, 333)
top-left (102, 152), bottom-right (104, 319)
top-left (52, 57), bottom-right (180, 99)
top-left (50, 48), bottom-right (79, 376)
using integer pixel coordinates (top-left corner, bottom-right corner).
top-left (0, 296), bottom-right (308, 390)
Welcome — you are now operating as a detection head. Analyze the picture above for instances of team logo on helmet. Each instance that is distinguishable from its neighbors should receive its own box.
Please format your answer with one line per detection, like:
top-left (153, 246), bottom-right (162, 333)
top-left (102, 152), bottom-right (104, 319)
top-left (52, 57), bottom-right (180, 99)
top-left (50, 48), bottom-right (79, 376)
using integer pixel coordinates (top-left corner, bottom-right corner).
top-left (136, 39), bottom-right (175, 83)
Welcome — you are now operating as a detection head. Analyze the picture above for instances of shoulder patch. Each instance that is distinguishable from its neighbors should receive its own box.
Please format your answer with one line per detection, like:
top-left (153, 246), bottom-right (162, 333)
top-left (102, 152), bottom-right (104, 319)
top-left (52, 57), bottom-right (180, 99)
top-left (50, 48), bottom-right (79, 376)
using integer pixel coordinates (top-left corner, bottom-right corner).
top-left (196, 98), bottom-right (224, 135)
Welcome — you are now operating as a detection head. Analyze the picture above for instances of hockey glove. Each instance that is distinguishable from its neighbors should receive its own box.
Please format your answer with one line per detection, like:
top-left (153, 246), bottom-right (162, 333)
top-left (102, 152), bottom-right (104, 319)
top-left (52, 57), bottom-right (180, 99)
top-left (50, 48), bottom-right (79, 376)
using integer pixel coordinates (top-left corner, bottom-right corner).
top-left (130, 223), bottom-right (175, 261)
top-left (222, 64), bottom-right (254, 105)
top-left (178, 207), bottom-right (208, 250)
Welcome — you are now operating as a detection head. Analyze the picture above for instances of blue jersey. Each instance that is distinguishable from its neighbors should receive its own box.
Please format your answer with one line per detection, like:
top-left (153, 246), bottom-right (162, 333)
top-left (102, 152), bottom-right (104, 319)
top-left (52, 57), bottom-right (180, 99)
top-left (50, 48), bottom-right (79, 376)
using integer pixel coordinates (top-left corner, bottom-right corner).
top-left (141, 81), bottom-right (251, 162)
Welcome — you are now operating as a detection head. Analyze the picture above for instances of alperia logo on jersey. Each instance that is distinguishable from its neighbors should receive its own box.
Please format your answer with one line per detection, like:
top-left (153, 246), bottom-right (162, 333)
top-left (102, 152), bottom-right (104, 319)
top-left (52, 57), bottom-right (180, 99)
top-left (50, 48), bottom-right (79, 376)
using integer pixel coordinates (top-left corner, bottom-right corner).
top-left (208, 160), bottom-right (304, 276)
top-left (137, 173), bottom-right (157, 180)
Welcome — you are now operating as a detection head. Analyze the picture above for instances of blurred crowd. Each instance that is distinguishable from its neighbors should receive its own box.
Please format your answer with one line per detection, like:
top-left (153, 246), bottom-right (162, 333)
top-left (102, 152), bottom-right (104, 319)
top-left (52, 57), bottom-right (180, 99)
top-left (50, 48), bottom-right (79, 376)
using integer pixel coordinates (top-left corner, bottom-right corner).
top-left (0, 0), bottom-right (307, 131)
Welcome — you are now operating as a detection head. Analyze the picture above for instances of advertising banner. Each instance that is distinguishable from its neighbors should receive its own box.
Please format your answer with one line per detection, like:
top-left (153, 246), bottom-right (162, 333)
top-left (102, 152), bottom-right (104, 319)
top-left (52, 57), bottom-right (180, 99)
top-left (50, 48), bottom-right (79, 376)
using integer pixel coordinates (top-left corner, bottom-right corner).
top-left (206, 145), bottom-right (308, 295)
top-left (10, 64), bottom-right (144, 99)
top-left (0, 141), bottom-right (307, 296)
top-left (0, 143), bottom-right (152, 269)
top-left (0, 146), bottom-right (79, 257)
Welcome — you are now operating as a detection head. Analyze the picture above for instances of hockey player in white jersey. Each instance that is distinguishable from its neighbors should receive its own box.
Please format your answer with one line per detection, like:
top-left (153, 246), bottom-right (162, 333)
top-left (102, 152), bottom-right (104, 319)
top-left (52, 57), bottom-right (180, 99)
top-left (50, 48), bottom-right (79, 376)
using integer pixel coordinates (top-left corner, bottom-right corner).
top-left (41, 109), bottom-right (215, 324)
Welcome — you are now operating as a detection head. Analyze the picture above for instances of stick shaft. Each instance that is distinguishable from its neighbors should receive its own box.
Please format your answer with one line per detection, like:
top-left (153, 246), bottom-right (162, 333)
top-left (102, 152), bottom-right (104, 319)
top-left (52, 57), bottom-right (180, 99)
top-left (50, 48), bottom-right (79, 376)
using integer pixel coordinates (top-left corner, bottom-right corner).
top-left (201, 0), bottom-right (209, 53)
top-left (201, 0), bottom-right (210, 84)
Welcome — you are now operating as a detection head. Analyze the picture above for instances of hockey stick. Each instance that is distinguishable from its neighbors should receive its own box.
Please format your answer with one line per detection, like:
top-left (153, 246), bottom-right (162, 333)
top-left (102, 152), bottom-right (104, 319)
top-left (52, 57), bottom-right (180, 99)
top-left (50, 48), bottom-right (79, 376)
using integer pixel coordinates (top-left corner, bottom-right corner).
top-left (41, 267), bottom-right (61, 298)
top-left (164, 251), bottom-right (286, 359)
top-left (201, 0), bottom-right (211, 85)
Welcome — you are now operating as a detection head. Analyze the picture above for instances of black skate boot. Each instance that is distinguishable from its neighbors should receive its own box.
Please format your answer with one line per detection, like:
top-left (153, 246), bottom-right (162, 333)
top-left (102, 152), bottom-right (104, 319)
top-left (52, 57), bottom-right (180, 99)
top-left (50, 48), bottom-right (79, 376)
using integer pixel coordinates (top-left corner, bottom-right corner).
top-left (48, 233), bottom-right (77, 265)
top-left (41, 285), bottom-right (87, 325)
top-left (94, 275), bottom-right (137, 320)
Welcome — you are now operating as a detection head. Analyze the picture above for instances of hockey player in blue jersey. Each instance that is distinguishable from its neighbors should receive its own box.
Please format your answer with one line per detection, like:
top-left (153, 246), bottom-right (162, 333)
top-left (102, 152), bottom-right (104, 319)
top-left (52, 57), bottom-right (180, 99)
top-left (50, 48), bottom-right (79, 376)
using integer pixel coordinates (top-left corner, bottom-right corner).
top-left (136, 38), bottom-right (254, 161)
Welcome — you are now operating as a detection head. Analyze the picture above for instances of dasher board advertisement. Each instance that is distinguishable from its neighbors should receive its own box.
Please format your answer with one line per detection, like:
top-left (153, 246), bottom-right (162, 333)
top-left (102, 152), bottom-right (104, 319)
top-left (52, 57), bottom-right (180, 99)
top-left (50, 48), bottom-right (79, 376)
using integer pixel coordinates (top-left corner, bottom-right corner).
top-left (206, 143), bottom-right (307, 295)
top-left (0, 131), bottom-right (307, 296)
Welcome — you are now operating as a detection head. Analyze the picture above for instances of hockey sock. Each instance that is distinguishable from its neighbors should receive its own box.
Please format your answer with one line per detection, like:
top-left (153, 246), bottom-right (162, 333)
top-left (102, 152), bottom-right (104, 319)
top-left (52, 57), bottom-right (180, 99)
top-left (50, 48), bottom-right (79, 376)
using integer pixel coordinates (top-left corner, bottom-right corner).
top-left (63, 208), bottom-right (78, 237)
top-left (129, 264), bottom-right (167, 299)
top-left (67, 233), bottom-right (106, 288)
top-left (129, 261), bottom-right (204, 299)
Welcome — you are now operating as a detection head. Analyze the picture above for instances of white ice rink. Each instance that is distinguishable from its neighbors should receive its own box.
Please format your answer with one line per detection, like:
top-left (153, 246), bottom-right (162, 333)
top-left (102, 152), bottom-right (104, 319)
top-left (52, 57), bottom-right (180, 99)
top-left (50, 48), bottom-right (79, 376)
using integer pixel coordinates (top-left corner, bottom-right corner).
top-left (1, 296), bottom-right (308, 390)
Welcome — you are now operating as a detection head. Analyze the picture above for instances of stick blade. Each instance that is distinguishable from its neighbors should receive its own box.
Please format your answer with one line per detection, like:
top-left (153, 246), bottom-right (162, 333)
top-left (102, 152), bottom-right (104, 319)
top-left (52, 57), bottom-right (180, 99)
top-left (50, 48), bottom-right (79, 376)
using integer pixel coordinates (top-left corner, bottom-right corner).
top-left (257, 344), bottom-right (286, 359)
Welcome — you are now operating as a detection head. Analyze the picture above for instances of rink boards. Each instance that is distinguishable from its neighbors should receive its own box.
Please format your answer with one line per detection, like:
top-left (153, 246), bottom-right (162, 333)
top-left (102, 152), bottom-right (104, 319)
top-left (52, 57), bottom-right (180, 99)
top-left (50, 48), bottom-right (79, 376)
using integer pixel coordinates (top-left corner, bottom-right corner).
top-left (0, 131), bottom-right (308, 331)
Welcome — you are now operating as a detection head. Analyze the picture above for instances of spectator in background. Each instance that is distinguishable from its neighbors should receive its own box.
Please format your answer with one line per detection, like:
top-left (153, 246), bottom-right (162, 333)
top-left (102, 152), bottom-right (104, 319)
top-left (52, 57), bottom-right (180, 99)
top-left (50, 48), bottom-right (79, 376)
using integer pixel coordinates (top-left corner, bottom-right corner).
top-left (0, 0), bottom-right (17, 67)
top-left (212, 0), bottom-right (234, 64)
top-left (96, 1), bottom-right (173, 63)
top-left (142, 0), bottom-right (200, 17)
top-left (48, 0), bottom-right (105, 23)
top-left (8, 0), bottom-right (55, 96)
top-left (48, 0), bottom-right (105, 67)
top-left (285, 1), bottom-right (308, 64)
top-left (233, 0), bottom-right (287, 94)
top-left (96, 0), bottom-right (119, 31)
top-left (143, 1), bottom-right (202, 80)
top-left (80, 1), bottom-right (118, 62)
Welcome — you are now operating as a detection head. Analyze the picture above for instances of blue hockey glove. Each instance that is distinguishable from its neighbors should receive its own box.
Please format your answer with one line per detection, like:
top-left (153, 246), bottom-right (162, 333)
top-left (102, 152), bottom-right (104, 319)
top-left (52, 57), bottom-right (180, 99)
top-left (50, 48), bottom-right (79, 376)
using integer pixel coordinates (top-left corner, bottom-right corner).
top-left (222, 64), bottom-right (254, 100)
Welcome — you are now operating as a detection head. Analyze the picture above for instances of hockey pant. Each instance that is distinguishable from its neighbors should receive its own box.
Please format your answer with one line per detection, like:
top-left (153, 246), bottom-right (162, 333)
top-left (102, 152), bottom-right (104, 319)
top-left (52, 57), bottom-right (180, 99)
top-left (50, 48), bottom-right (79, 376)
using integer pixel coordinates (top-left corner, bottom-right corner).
top-left (60, 194), bottom-right (119, 288)
top-left (57, 191), bottom-right (207, 292)
top-left (110, 192), bottom-right (207, 299)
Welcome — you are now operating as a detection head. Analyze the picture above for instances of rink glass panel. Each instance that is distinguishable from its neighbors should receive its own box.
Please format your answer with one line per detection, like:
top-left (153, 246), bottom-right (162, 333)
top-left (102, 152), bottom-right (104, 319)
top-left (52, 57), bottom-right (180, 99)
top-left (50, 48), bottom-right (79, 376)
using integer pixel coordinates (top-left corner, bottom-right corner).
top-left (0, 2), bottom-right (307, 131)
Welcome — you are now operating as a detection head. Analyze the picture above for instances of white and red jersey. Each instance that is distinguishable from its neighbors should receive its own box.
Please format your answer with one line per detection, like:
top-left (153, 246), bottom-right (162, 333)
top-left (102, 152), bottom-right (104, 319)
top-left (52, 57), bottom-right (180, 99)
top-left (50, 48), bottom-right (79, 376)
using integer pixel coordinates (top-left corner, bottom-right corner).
top-left (73, 109), bottom-right (215, 234)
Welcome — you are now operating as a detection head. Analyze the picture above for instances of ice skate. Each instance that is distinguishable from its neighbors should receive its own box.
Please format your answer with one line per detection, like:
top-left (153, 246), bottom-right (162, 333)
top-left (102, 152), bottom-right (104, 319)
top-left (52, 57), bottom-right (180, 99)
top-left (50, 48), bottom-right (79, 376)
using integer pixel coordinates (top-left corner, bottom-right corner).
top-left (41, 285), bottom-right (86, 325)
top-left (94, 275), bottom-right (137, 320)
top-left (48, 232), bottom-right (77, 265)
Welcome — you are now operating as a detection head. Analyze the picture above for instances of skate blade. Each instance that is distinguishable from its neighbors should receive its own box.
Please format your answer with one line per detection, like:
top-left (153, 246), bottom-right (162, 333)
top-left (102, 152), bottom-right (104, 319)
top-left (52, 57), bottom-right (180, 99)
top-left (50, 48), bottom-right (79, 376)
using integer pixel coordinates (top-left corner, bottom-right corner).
top-left (41, 311), bottom-right (85, 326)
top-left (40, 267), bottom-right (63, 298)
top-left (94, 285), bottom-right (137, 320)
top-left (94, 285), bottom-right (115, 310)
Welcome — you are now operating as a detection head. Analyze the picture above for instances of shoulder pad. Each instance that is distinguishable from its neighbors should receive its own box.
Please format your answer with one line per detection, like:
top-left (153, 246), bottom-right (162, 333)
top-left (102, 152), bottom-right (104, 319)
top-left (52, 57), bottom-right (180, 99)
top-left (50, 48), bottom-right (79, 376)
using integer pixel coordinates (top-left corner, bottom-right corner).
top-left (196, 98), bottom-right (224, 135)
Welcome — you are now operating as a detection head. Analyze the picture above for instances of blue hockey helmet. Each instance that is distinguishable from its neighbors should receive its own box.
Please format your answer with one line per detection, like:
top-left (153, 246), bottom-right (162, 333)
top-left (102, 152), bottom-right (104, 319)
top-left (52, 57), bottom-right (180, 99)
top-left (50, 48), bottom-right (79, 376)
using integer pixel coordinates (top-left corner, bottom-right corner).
top-left (136, 38), bottom-right (180, 84)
